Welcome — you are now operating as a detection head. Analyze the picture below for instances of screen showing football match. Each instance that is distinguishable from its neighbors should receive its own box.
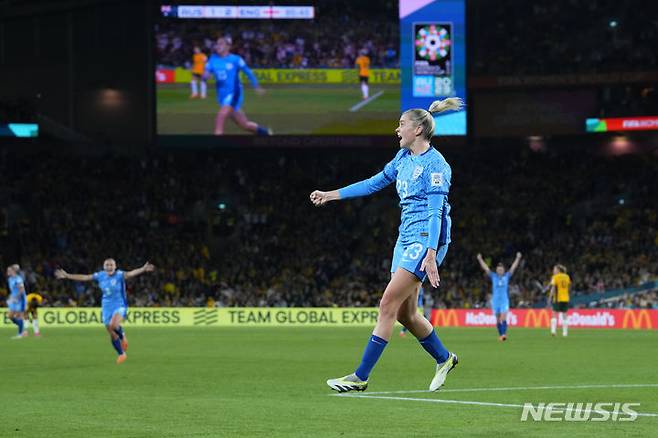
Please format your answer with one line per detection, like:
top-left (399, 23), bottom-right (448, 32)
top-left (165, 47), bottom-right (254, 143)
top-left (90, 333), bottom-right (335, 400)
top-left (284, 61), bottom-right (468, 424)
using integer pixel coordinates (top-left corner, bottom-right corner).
top-left (155, 1), bottom-right (466, 136)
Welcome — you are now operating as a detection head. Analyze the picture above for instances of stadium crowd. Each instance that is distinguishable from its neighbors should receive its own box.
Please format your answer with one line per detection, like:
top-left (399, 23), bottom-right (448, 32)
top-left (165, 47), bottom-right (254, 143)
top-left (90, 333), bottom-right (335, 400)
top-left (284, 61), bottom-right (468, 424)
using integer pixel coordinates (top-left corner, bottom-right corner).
top-left (472, 0), bottom-right (658, 75)
top-left (1, 144), bottom-right (656, 310)
top-left (156, 0), bottom-right (398, 69)
top-left (596, 289), bottom-right (657, 309)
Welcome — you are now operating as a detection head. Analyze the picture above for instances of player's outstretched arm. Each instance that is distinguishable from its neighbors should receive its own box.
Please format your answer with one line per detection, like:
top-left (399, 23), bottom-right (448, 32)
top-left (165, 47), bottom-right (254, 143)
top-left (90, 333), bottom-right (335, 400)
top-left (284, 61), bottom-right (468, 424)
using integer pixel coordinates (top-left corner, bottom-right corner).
top-left (312, 167), bottom-right (396, 207)
top-left (476, 254), bottom-right (491, 274)
top-left (124, 261), bottom-right (155, 280)
top-left (55, 269), bottom-right (93, 282)
top-left (509, 252), bottom-right (522, 275)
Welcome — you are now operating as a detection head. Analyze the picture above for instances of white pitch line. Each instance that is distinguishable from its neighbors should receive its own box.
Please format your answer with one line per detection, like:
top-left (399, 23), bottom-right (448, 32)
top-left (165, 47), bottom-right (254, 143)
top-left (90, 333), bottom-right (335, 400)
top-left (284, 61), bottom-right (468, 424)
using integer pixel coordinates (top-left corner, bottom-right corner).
top-left (349, 91), bottom-right (384, 112)
top-left (334, 394), bottom-right (658, 418)
top-left (354, 383), bottom-right (658, 396)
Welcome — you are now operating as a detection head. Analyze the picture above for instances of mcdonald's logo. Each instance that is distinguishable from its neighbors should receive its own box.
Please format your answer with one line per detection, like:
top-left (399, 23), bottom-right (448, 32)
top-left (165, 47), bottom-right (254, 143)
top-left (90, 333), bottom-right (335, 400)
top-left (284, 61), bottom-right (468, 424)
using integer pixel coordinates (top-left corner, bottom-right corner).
top-left (524, 309), bottom-right (550, 328)
top-left (432, 309), bottom-right (459, 327)
top-left (622, 310), bottom-right (652, 329)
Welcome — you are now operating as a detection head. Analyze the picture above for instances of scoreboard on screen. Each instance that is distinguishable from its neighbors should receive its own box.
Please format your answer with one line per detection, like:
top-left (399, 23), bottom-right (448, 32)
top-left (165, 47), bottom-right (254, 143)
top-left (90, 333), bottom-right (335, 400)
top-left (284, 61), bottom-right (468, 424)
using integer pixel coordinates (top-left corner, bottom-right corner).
top-left (161, 5), bottom-right (314, 19)
top-left (400, 0), bottom-right (466, 135)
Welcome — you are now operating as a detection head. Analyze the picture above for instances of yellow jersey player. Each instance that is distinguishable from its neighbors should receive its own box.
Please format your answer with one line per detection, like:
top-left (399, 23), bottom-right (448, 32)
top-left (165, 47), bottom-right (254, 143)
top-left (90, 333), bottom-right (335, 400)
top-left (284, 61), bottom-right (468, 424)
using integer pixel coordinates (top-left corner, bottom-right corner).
top-left (25, 292), bottom-right (43, 336)
top-left (355, 50), bottom-right (370, 100)
top-left (548, 264), bottom-right (571, 337)
top-left (190, 45), bottom-right (208, 99)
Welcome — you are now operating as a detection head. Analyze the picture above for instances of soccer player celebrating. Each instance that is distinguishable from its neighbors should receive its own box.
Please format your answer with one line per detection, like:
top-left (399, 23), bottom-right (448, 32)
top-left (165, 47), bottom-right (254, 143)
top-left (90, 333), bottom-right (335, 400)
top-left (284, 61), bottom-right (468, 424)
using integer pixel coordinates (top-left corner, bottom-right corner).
top-left (55, 259), bottom-right (155, 364)
top-left (190, 45), bottom-right (208, 99)
top-left (311, 97), bottom-right (463, 393)
top-left (355, 49), bottom-right (371, 100)
top-left (204, 37), bottom-right (271, 135)
top-left (6, 265), bottom-right (27, 339)
top-left (476, 252), bottom-right (522, 341)
top-left (548, 264), bottom-right (571, 337)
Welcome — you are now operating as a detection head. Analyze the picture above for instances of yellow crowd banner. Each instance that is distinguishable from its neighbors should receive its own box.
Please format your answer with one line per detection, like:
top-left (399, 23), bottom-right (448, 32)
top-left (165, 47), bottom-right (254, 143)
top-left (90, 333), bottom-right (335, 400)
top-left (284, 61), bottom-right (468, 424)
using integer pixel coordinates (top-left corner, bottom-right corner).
top-left (0, 308), bottom-right (380, 327)
top-left (172, 67), bottom-right (400, 85)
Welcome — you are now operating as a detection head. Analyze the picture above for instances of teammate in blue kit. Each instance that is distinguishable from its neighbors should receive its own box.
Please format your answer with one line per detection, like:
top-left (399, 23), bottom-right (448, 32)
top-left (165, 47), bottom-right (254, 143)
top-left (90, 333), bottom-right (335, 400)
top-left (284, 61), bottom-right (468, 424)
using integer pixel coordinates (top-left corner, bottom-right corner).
top-left (477, 252), bottom-right (522, 341)
top-left (6, 265), bottom-right (28, 339)
top-left (310, 97), bottom-right (463, 393)
top-left (204, 37), bottom-right (271, 136)
top-left (55, 259), bottom-right (155, 364)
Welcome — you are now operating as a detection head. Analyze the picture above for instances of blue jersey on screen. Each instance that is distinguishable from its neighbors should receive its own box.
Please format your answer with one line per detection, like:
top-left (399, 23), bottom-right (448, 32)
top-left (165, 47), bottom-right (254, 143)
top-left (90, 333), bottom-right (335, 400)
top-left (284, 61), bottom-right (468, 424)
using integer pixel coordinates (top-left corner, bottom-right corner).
top-left (93, 270), bottom-right (127, 308)
top-left (489, 272), bottom-right (511, 301)
top-left (205, 53), bottom-right (258, 108)
top-left (384, 147), bottom-right (452, 247)
top-left (8, 276), bottom-right (24, 299)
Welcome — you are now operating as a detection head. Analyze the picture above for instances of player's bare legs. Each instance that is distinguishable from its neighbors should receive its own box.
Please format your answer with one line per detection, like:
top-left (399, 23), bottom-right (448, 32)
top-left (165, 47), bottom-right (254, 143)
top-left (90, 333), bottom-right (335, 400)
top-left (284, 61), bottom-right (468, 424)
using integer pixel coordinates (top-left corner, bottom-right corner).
top-left (327, 269), bottom-right (418, 392)
top-left (8, 309), bottom-right (25, 339)
top-left (230, 109), bottom-right (259, 133)
top-left (373, 269), bottom-right (420, 340)
top-left (214, 105), bottom-right (233, 135)
top-left (107, 312), bottom-right (127, 364)
top-left (397, 284), bottom-right (433, 338)
top-left (497, 312), bottom-right (508, 341)
top-left (231, 109), bottom-right (271, 135)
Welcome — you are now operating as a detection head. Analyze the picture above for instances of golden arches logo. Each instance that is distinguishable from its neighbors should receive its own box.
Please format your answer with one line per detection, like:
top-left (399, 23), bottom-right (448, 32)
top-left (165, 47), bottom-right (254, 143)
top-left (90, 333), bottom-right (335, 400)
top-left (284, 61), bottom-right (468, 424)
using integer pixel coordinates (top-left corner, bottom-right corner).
top-left (524, 309), bottom-right (551, 328)
top-left (432, 309), bottom-right (459, 327)
top-left (622, 310), bottom-right (652, 329)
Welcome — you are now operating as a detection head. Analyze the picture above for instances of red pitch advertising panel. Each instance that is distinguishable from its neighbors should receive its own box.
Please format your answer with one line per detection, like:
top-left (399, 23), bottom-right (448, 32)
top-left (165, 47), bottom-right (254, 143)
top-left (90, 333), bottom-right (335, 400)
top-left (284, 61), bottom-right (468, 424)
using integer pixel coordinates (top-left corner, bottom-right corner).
top-left (431, 309), bottom-right (658, 330)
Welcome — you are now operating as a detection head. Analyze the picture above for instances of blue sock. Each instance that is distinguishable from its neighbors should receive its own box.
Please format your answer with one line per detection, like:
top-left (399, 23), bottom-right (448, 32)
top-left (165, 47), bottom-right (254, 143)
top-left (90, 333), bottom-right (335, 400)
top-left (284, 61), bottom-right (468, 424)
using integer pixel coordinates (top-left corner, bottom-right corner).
top-left (496, 322), bottom-right (503, 336)
top-left (256, 126), bottom-right (270, 136)
top-left (502, 321), bottom-right (508, 335)
top-left (114, 326), bottom-right (124, 340)
top-left (111, 337), bottom-right (124, 355)
top-left (419, 330), bottom-right (450, 364)
top-left (354, 335), bottom-right (388, 381)
top-left (17, 318), bottom-right (24, 335)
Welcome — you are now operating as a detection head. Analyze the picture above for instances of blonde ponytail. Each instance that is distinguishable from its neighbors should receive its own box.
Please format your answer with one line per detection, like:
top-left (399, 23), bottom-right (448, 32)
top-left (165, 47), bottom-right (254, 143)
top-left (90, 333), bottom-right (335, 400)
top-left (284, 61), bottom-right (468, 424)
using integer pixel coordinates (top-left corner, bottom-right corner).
top-left (402, 97), bottom-right (463, 140)
top-left (428, 97), bottom-right (464, 115)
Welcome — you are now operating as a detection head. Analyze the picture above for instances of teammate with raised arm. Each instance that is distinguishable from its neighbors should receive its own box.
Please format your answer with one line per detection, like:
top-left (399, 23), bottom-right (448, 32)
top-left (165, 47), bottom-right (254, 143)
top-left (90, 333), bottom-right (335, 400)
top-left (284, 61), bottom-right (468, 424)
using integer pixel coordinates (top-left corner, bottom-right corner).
top-left (55, 259), bottom-right (154, 364)
top-left (476, 252), bottom-right (522, 341)
top-left (311, 97), bottom-right (463, 393)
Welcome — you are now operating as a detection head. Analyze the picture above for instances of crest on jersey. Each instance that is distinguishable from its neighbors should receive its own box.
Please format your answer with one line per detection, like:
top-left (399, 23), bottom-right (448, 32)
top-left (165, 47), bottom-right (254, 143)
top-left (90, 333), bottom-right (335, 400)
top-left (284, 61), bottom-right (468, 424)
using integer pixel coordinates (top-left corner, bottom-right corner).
top-left (111, 280), bottom-right (117, 286)
top-left (431, 172), bottom-right (443, 186)
top-left (412, 166), bottom-right (423, 179)
top-left (226, 63), bottom-right (234, 70)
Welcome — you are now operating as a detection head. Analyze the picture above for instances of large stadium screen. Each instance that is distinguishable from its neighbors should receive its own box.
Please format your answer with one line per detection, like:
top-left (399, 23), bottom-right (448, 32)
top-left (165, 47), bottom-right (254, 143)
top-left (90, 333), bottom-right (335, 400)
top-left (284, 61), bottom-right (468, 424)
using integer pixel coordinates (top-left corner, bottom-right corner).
top-left (155, 1), bottom-right (465, 138)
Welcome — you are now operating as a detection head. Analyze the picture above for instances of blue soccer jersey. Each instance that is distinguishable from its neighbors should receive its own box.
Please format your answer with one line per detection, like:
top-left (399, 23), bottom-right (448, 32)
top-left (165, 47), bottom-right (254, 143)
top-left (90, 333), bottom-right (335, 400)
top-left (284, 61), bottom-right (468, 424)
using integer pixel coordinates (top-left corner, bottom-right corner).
top-left (338, 147), bottom-right (452, 281)
top-left (489, 272), bottom-right (511, 302)
top-left (93, 270), bottom-right (127, 308)
top-left (7, 275), bottom-right (26, 312)
top-left (384, 147), bottom-right (452, 247)
top-left (205, 53), bottom-right (258, 109)
top-left (8, 275), bottom-right (25, 299)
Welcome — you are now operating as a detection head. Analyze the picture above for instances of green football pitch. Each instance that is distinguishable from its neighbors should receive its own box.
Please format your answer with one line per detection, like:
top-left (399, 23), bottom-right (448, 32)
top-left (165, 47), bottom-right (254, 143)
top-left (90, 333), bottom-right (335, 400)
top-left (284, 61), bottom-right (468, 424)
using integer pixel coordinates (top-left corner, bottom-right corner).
top-left (2, 327), bottom-right (657, 437)
top-left (156, 83), bottom-right (401, 135)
